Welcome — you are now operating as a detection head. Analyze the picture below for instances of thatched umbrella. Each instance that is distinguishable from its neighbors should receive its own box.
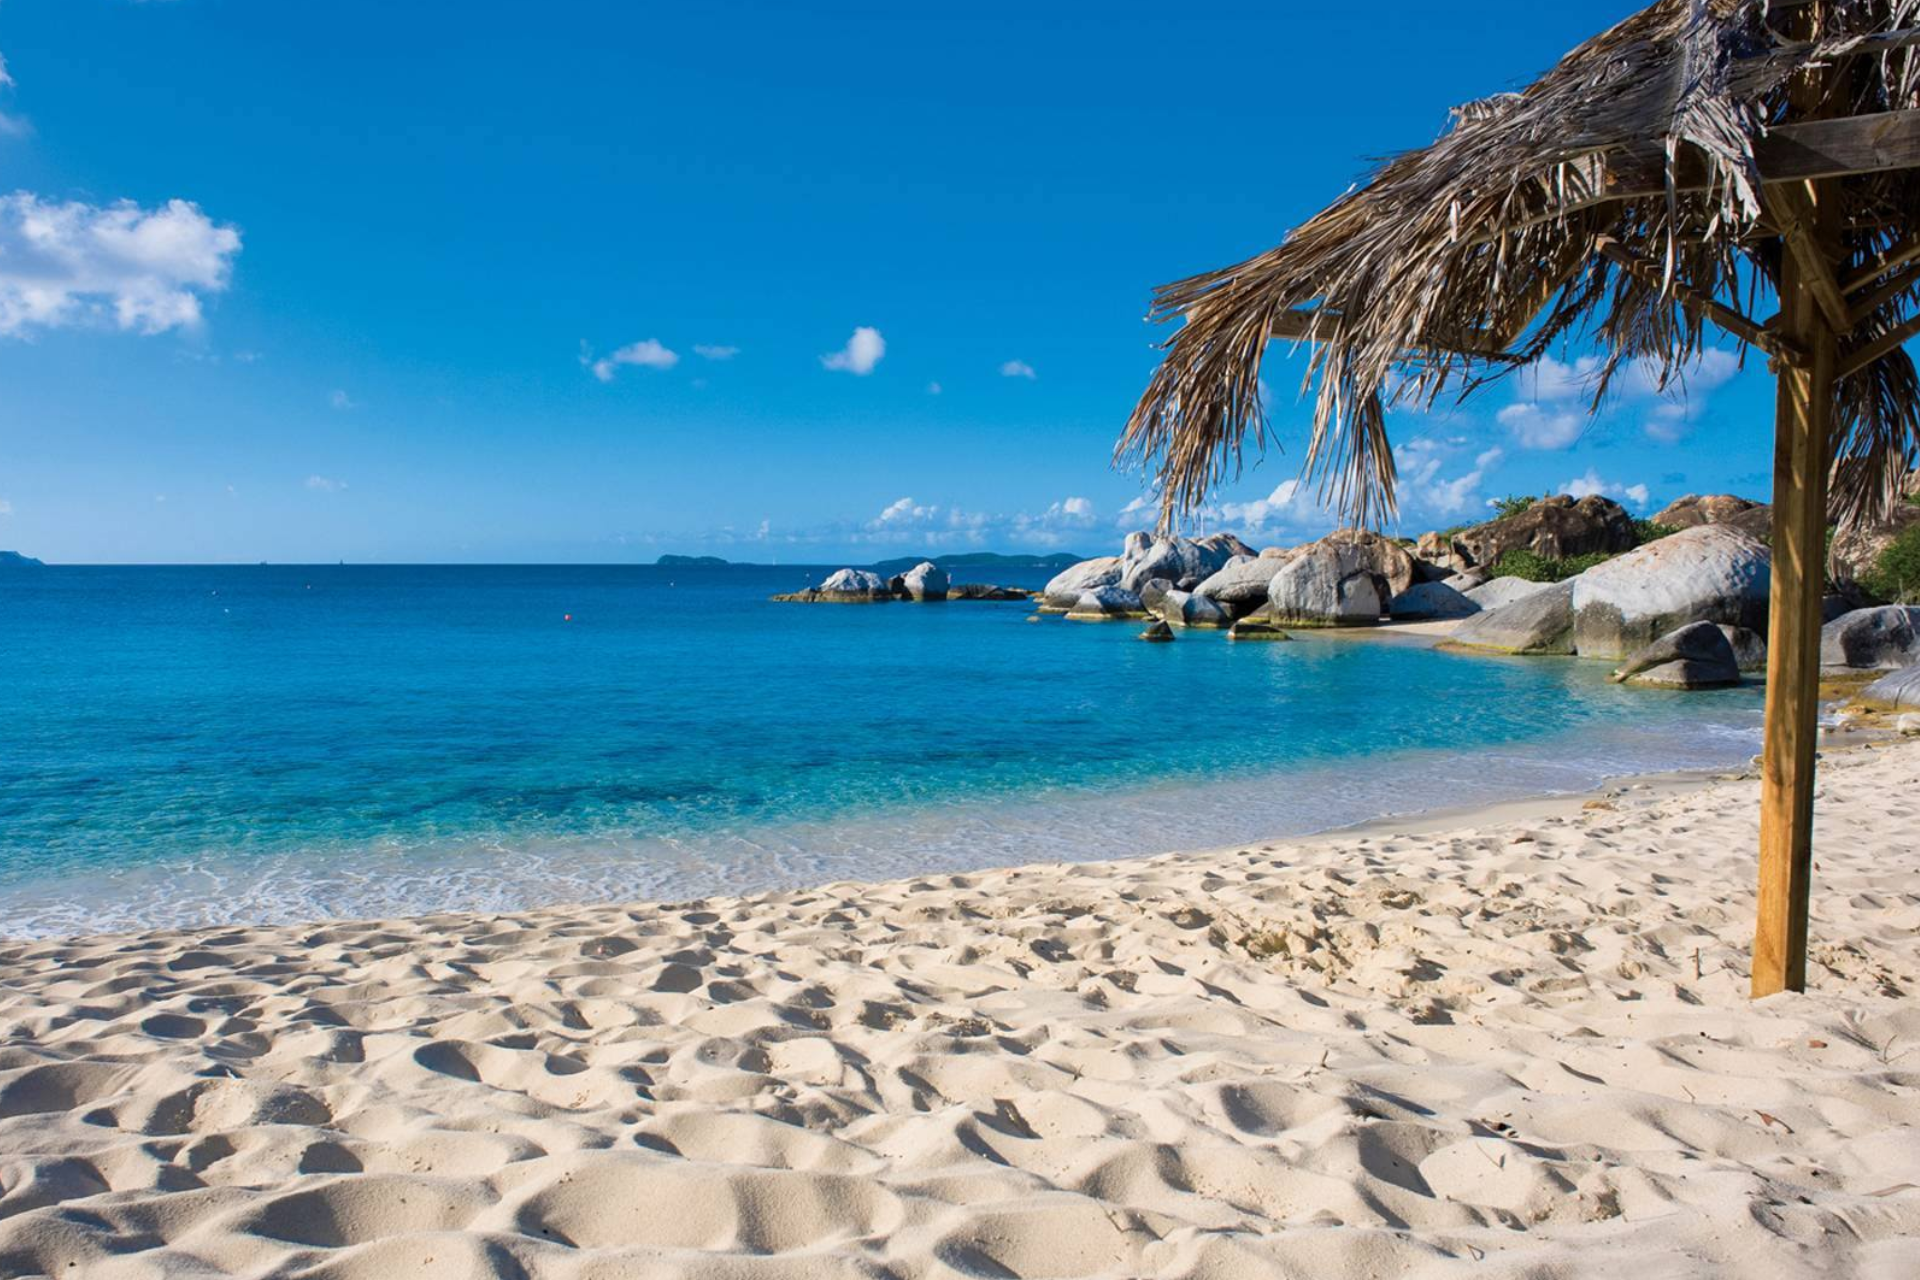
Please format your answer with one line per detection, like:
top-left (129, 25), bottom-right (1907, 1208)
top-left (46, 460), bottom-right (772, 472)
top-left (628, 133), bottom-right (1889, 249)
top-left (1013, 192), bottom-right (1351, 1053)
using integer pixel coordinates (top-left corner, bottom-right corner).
top-left (1121, 0), bottom-right (1919, 996)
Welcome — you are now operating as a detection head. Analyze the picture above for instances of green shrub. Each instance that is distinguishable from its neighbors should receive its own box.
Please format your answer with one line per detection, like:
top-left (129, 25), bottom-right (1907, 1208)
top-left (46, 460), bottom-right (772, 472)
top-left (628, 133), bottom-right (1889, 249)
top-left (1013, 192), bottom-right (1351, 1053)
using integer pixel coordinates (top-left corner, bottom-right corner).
top-left (1632, 519), bottom-right (1681, 545)
top-left (1490, 494), bottom-right (1539, 521)
top-left (1488, 548), bottom-right (1615, 583)
top-left (1860, 524), bottom-right (1920, 603)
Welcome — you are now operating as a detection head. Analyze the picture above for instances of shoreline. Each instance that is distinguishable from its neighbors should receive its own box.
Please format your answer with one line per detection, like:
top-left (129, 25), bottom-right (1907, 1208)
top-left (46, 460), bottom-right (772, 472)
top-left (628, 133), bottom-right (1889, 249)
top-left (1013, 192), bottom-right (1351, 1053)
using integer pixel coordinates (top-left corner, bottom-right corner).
top-left (0, 717), bottom-right (1772, 946)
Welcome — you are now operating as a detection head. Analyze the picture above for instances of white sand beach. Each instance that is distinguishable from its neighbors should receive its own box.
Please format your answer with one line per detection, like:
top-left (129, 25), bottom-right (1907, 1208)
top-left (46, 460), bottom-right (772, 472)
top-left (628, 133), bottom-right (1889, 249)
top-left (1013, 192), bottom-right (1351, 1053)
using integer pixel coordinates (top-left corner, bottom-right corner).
top-left (1, 743), bottom-right (1917, 1279)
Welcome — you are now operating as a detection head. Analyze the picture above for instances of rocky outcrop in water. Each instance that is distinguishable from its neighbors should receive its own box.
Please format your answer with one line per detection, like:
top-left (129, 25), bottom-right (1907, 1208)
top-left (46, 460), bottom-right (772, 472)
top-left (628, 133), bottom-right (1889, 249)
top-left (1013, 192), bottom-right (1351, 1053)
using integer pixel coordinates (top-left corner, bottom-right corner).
top-left (1117, 532), bottom-right (1256, 594)
top-left (1569, 525), bottom-right (1771, 661)
top-left (1193, 554), bottom-right (1292, 616)
top-left (1066, 586), bottom-right (1147, 621)
top-left (892, 561), bottom-right (950, 602)
top-left (1610, 621), bottom-right (1743, 689)
top-left (1151, 589), bottom-right (1233, 630)
top-left (773, 568), bottom-right (895, 603)
top-left (1040, 557), bottom-right (1123, 610)
top-left (1266, 543), bottom-right (1383, 627)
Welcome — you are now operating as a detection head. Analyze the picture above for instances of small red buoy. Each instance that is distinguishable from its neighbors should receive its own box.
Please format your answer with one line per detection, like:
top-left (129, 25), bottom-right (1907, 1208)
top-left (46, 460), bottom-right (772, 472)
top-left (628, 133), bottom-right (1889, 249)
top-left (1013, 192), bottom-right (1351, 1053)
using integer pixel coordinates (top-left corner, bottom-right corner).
top-left (564, 614), bottom-right (573, 622)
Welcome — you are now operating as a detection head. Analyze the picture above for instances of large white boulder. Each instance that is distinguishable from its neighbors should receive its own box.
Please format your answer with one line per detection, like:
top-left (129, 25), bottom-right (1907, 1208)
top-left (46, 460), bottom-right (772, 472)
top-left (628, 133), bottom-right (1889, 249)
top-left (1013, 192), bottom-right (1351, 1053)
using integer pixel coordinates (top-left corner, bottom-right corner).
top-left (1117, 532), bottom-right (1256, 594)
top-left (1152, 589), bottom-right (1233, 629)
top-left (1447, 581), bottom-right (1576, 654)
top-left (1570, 525), bottom-right (1770, 660)
top-left (1860, 666), bottom-right (1920, 712)
top-left (1465, 576), bottom-right (1557, 609)
top-left (1266, 542), bottom-right (1383, 627)
top-left (1193, 553), bottom-right (1291, 616)
top-left (1041, 556), bottom-right (1122, 610)
top-left (894, 561), bottom-right (950, 602)
top-left (1609, 621), bottom-right (1743, 689)
top-left (1820, 606), bottom-right (1920, 670)
top-left (1389, 582), bottom-right (1480, 620)
top-left (1065, 585), bottom-right (1146, 621)
top-left (814, 568), bottom-right (893, 601)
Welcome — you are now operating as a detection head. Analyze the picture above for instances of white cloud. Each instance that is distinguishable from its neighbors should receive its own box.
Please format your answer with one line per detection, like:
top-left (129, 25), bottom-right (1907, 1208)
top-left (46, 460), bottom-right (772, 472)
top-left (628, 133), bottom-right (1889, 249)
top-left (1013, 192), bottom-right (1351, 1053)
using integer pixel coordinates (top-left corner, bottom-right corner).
top-left (872, 496), bottom-right (937, 527)
top-left (999, 359), bottom-right (1036, 380)
top-left (1498, 402), bottom-right (1585, 450)
top-left (586, 337), bottom-right (679, 382)
top-left (1214, 479), bottom-right (1307, 528)
top-left (0, 194), bottom-right (241, 336)
top-left (305, 474), bottom-right (347, 493)
top-left (329, 389), bottom-right (356, 411)
top-left (926, 381), bottom-right (942, 396)
top-left (0, 497), bottom-right (12, 516)
top-left (1563, 468), bottom-right (1650, 508)
top-left (1396, 438), bottom-right (1505, 518)
top-left (692, 344), bottom-right (738, 361)
top-left (821, 326), bottom-right (885, 375)
top-left (854, 493), bottom-right (1100, 548)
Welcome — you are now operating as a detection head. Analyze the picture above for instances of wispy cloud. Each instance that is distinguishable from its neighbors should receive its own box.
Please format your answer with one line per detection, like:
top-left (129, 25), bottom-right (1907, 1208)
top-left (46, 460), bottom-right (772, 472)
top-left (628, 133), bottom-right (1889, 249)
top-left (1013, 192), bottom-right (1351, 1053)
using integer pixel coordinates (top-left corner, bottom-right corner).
top-left (328, 389), bottom-right (357, 411)
top-left (582, 338), bottom-right (679, 382)
top-left (821, 326), bottom-right (885, 375)
top-left (1395, 438), bottom-right (1506, 519)
top-left (0, 497), bottom-right (13, 516)
top-left (0, 194), bottom-right (242, 336)
top-left (999, 359), bottom-right (1037, 380)
top-left (926, 381), bottom-right (942, 396)
top-left (305, 474), bottom-right (347, 493)
top-left (692, 344), bottom-right (738, 361)
top-left (1501, 350), bottom-right (1743, 449)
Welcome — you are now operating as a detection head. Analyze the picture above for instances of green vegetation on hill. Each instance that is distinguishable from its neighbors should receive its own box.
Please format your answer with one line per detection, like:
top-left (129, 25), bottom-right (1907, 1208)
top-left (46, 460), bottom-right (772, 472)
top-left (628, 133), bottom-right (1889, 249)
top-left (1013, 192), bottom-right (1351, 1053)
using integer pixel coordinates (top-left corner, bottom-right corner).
top-left (1631, 519), bottom-right (1680, 544)
top-left (656, 554), bottom-right (731, 567)
top-left (1487, 548), bottom-right (1615, 583)
top-left (1861, 525), bottom-right (1920, 603)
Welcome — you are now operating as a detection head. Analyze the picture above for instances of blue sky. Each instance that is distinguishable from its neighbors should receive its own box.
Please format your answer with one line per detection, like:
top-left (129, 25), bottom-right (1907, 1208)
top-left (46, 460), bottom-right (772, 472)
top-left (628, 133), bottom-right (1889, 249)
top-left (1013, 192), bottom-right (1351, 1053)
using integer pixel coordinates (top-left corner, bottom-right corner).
top-left (0, 1), bottom-right (1808, 563)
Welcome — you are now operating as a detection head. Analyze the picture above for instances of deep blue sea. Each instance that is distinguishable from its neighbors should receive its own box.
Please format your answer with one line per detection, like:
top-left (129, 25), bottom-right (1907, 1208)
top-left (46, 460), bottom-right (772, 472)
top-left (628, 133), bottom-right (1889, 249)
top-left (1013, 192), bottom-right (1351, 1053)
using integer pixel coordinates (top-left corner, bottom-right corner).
top-left (0, 564), bottom-right (1766, 937)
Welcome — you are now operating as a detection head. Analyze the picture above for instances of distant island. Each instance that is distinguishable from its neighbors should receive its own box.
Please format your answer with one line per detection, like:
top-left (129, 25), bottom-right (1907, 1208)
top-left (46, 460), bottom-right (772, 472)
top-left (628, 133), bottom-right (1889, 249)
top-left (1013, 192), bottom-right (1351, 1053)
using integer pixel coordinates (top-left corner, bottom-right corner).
top-left (655, 554), bottom-right (733, 567)
top-left (868, 552), bottom-right (1085, 576)
top-left (0, 551), bottom-right (45, 568)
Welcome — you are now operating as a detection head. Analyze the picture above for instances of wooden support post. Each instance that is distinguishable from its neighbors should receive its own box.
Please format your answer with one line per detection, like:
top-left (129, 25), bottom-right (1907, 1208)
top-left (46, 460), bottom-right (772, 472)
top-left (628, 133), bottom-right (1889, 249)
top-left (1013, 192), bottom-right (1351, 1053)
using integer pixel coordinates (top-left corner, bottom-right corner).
top-left (1752, 186), bottom-right (1837, 999)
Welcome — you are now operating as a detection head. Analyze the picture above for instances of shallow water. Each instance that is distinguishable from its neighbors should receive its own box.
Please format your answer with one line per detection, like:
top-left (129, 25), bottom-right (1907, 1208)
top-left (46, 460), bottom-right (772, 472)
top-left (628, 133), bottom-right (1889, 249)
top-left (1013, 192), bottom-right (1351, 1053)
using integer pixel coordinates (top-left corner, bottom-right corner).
top-left (0, 564), bottom-right (1764, 936)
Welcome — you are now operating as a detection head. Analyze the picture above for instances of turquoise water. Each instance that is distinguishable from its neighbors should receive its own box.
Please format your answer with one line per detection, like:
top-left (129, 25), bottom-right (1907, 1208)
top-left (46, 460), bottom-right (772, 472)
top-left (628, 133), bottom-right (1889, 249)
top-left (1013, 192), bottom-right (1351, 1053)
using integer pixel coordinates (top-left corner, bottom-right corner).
top-left (0, 564), bottom-right (1765, 936)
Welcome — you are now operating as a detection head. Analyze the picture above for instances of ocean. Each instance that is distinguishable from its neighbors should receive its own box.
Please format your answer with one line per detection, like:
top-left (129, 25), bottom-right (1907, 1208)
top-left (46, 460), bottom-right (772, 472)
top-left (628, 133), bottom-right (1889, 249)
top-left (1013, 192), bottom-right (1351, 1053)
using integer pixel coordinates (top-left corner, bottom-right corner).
top-left (0, 563), bottom-right (1766, 937)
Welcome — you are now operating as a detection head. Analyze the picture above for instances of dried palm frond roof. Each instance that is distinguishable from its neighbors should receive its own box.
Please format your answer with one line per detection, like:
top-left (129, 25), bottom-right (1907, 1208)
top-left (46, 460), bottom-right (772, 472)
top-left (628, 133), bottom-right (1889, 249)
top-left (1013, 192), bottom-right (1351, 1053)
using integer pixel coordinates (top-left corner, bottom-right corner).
top-left (1120, 0), bottom-right (1920, 532)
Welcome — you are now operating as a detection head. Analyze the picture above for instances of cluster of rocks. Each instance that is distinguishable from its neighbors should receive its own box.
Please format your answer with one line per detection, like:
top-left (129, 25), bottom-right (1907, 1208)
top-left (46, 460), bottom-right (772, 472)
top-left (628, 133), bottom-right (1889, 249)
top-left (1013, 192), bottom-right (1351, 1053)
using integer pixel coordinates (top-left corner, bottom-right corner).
top-left (783, 481), bottom-right (1920, 701)
top-left (1036, 497), bottom-right (1778, 689)
top-left (773, 563), bottom-right (1027, 604)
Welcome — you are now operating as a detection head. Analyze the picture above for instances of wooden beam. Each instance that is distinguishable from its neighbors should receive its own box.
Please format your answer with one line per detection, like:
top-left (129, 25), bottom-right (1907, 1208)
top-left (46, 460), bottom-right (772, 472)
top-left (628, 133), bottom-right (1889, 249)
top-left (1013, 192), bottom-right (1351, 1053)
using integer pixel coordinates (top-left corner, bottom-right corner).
top-left (1753, 222), bottom-right (1835, 999)
top-left (1768, 184), bottom-right (1854, 334)
top-left (1846, 263), bottom-right (1918, 327)
top-left (1841, 233), bottom-right (1920, 294)
top-left (1592, 235), bottom-right (1802, 362)
top-left (1490, 110), bottom-right (1920, 239)
top-left (1837, 311), bottom-right (1920, 379)
top-left (1754, 5), bottom-right (1834, 997)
